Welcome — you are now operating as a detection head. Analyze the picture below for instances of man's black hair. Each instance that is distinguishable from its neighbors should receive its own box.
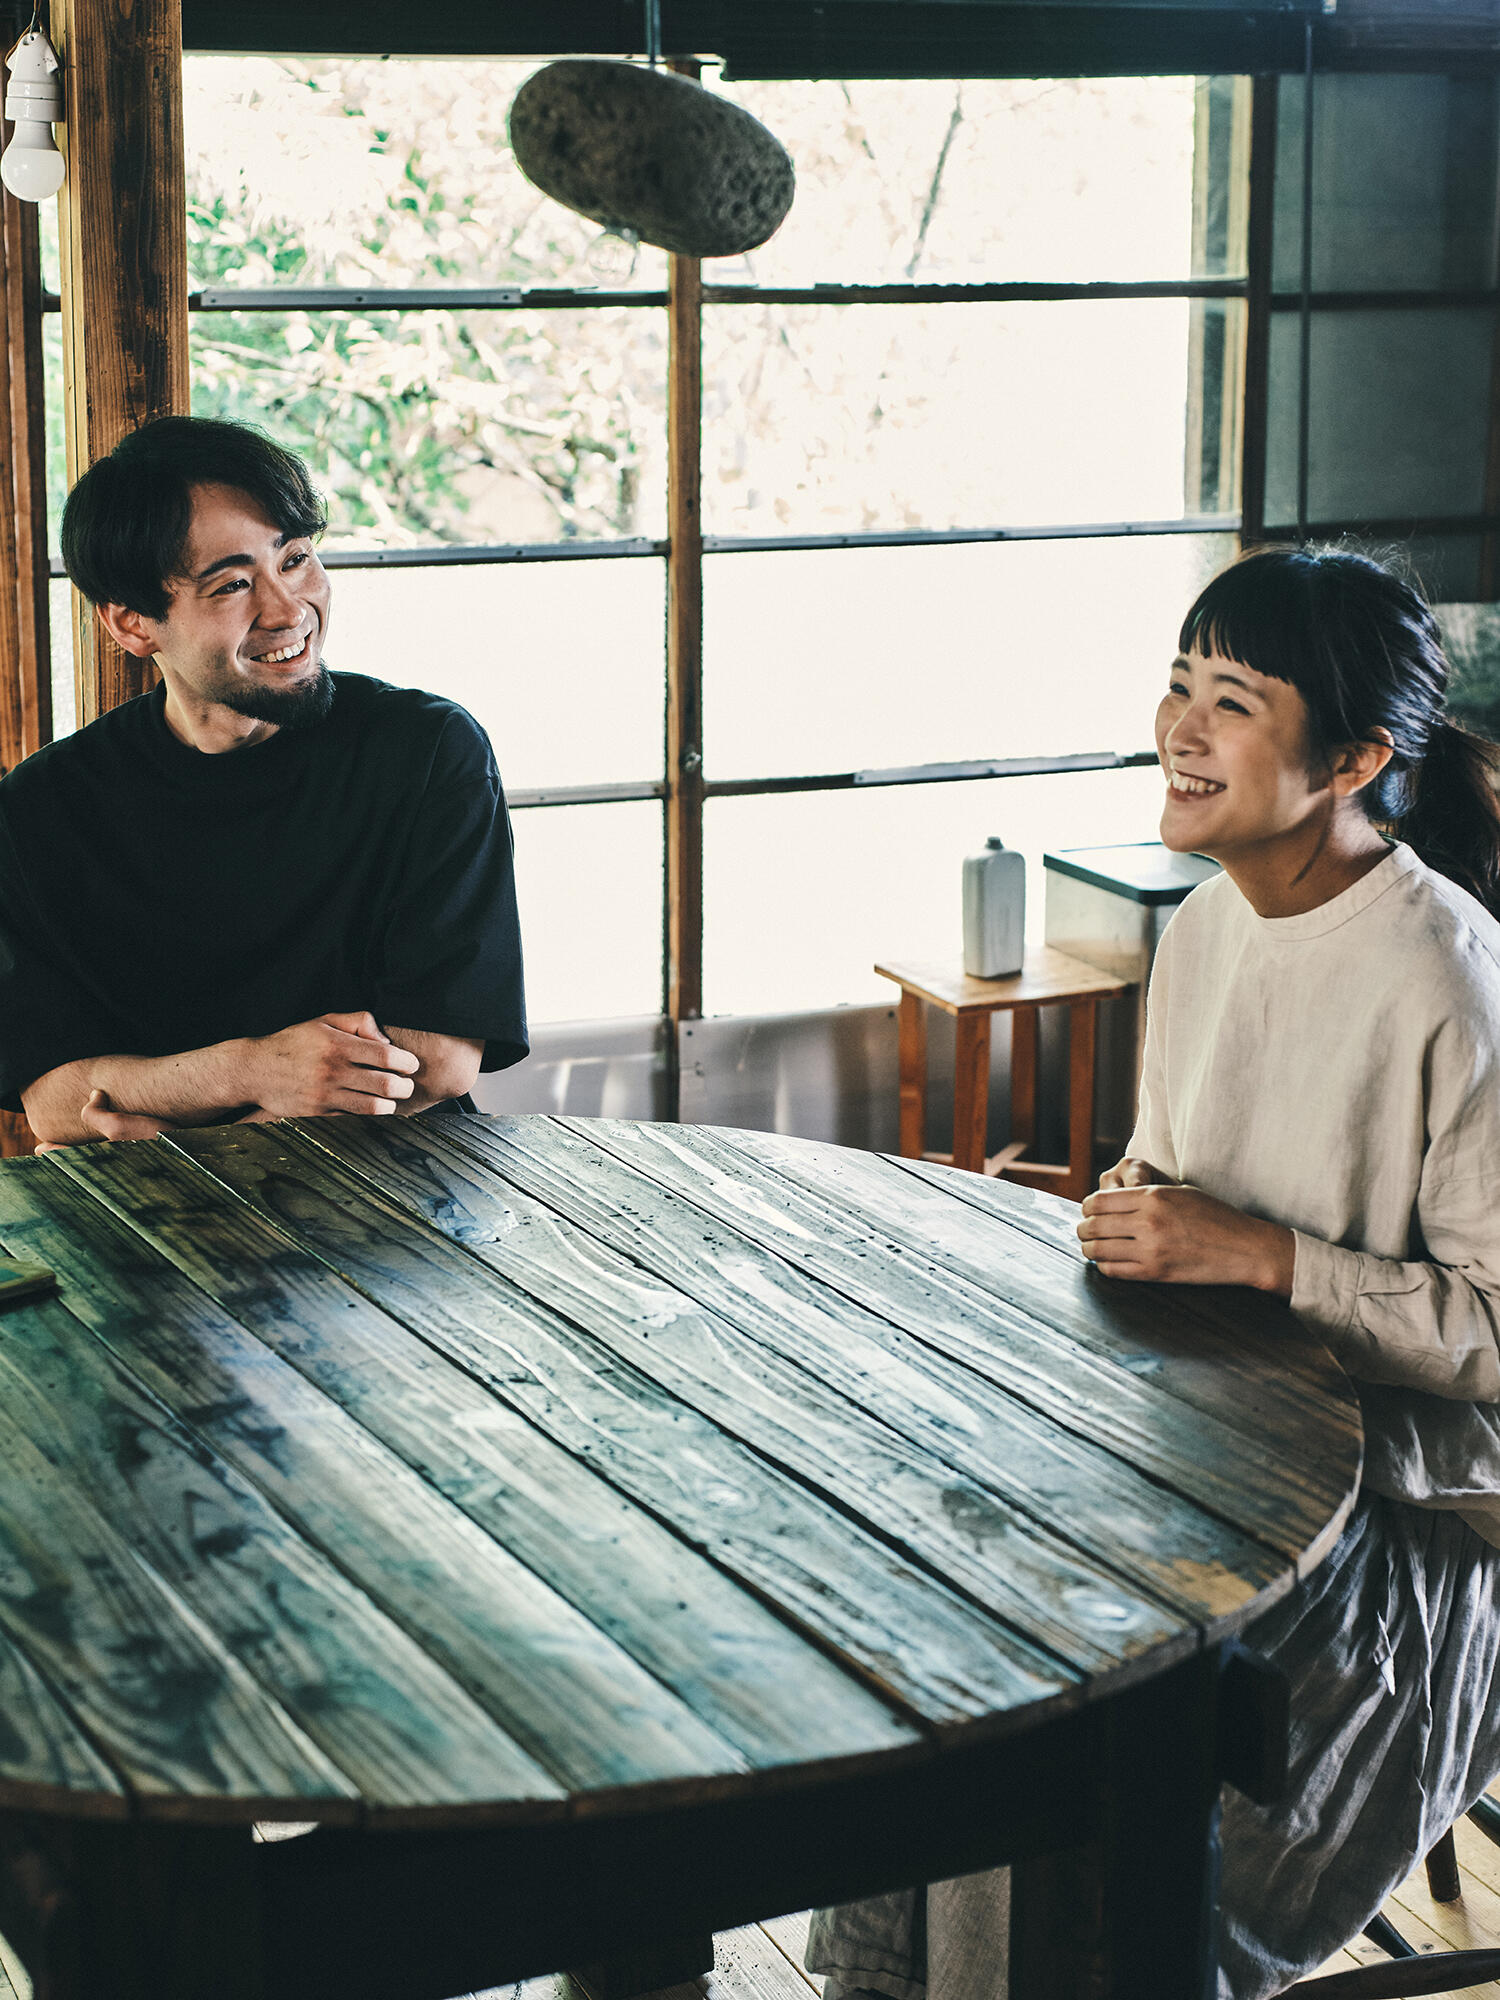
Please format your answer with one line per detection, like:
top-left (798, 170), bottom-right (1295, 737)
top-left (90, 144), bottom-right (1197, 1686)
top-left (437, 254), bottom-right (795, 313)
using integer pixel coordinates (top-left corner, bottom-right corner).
top-left (60, 416), bottom-right (328, 619)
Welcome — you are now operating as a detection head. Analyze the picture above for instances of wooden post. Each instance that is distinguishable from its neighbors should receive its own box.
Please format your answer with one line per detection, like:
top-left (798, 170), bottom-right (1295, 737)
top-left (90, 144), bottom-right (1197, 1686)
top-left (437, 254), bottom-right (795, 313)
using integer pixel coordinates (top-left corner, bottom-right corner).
top-left (51, 0), bottom-right (188, 726)
top-left (1239, 76), bottom-right (1278, 550)
top-left (0, 83), bottom-right (54, 1158)
top-left (665, 57), bottom-right (705, 1078)
top-left (0, 191), bottom-right (51, 769)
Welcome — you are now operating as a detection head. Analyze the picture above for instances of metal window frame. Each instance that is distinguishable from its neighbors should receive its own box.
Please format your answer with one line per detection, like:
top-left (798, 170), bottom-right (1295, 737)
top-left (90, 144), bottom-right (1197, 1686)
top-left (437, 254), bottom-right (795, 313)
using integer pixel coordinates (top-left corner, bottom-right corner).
top-left (38, 57), bottom-right (1500, 1094)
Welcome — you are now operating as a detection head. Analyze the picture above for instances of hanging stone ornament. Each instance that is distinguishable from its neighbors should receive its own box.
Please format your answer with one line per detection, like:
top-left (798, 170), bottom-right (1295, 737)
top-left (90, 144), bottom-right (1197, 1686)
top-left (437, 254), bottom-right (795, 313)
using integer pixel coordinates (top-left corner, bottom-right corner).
top-left (508, 60), bottom-right (794, 260)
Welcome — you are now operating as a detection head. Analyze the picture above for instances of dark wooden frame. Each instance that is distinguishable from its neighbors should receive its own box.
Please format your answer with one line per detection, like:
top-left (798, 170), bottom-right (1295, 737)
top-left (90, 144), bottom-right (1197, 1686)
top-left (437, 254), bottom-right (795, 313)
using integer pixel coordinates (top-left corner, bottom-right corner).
top-left (51, 0), bottom-right (189, 726)
top-left (665, 63), bottom-right (705, 1033)
top-left (0, 1642), bottom-right (1269, 2000)
top-left (0, 179), bottom-right (52, 1161)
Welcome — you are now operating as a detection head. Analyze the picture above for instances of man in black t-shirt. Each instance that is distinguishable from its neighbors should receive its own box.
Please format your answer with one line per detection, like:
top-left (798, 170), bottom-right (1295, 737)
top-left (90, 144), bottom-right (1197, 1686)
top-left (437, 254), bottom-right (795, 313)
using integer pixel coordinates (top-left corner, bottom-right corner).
top-left (0, 417), bottom-right (526, 1147)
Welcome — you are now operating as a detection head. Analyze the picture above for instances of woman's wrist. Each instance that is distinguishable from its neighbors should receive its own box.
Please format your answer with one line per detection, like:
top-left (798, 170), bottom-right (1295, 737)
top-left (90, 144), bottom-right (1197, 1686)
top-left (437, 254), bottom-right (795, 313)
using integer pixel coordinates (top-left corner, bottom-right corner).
top-left (1253, 1221), bottom-right (1297, 1298)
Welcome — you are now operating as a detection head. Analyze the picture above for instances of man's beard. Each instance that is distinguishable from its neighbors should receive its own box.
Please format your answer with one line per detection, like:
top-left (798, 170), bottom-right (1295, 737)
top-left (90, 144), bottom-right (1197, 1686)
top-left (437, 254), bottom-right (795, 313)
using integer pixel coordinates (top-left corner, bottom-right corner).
top-left (218, 665), bottom-right (335, 731)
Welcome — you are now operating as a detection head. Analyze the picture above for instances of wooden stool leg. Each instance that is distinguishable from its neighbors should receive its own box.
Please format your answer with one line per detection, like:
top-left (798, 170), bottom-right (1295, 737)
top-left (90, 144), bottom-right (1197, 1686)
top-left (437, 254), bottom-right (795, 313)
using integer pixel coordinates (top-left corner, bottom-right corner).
top-left (1425, 1825), bottom-right (1462, 1903)
top-left (952, 1013), bottom-right (992, 1174)
top-left (897, 991), bottom-right (927, 1160)
top-left (1061, 998), bottom-right (1097, 1204)
top-left (1009, 1006), bottom-right (1037, 1152)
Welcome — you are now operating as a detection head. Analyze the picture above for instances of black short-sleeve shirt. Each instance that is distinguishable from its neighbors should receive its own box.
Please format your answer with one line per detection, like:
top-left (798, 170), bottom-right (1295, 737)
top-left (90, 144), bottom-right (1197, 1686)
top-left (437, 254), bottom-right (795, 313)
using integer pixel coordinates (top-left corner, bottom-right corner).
top-left (0, 672), bottom-right (528, 1110)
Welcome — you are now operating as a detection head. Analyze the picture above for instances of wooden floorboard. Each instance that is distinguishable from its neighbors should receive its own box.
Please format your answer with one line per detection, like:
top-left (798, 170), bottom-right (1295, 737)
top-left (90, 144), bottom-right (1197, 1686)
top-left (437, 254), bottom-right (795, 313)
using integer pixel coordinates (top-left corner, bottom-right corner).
top-left (1306, 1783), bottom-right (1500, 1999)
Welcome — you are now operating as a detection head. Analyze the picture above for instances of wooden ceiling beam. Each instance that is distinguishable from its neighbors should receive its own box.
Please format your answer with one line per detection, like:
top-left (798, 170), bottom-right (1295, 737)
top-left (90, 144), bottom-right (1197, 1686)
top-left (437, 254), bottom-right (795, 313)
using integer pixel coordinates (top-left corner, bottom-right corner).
top-left (176, 0), bottom-right (1500, 75)
top-left (52, 0), bottom-right (189, 725)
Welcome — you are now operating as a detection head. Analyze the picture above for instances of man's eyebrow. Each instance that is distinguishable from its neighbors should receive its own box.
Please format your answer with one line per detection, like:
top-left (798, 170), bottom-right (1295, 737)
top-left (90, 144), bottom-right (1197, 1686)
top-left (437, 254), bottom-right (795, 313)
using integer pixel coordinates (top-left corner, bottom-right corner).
top-left (191, 531), bottom-right (293, 584)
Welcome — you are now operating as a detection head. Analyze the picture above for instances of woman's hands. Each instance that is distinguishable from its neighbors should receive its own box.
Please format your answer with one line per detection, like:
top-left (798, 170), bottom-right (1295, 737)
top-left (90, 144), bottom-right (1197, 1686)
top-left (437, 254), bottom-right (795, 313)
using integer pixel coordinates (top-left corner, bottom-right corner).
top-left (1078, 1161), bottom-right (1295, 1295)
top-left (1097, 1155), bottom-right (1172, 1192)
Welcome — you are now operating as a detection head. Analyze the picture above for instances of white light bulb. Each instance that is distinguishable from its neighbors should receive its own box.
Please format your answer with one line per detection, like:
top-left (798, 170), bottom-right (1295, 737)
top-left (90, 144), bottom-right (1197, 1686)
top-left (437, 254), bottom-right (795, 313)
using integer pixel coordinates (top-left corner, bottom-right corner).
top-left (587, 226), bottom-right (640, 284)
top-left (0, 121), bottom-right (64, 199)
top-left (2, 28), bottom-right (65, 203)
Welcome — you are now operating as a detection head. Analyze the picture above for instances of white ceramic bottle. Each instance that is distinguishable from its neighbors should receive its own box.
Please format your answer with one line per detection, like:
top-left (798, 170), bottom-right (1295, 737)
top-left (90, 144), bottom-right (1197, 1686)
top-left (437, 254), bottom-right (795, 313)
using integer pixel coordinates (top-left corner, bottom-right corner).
top-left (962, 837), bottom-right (1026, 979)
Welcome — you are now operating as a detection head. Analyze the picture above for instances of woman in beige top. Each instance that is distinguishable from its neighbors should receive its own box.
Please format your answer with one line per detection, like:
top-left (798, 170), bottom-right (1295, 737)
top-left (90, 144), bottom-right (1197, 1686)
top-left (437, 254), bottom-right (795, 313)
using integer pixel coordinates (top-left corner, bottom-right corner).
top-left (807, 546), bottom-right (1500, 1998)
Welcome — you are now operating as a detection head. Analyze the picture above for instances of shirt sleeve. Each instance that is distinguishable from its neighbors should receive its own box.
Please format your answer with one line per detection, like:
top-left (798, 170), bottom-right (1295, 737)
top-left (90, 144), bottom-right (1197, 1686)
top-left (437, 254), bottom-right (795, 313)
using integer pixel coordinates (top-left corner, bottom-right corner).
top-left (0, 810), bottom-right (121, 1111)
top-left (1290, 1003), bottom-right (1500, 1402)
top-left (368, 713), bottom-right (528, 1074)
top-left (1124, 924), bottom-right (1180, 1183)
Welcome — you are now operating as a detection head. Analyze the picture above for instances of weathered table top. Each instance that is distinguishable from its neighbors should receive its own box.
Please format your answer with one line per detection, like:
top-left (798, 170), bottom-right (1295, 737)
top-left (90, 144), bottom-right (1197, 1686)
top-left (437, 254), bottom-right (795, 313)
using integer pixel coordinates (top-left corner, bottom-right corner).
top-left (0, 1112), bottom-right (1361, 1836)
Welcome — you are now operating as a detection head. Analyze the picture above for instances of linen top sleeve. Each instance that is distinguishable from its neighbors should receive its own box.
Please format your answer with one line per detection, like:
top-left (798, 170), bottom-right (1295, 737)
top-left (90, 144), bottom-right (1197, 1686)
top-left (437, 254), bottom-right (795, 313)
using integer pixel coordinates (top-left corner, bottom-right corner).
top-left (1290, 1003), bottom-right (1500, 1402)
top-left (1124, 926), bottom-right (1181, 1183)
top-left (368, 712), bottom-right (528, 1073)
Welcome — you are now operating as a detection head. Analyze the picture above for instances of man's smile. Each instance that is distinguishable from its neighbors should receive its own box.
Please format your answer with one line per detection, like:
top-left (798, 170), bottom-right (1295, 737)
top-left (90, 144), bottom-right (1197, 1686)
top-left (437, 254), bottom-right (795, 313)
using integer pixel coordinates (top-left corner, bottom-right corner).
top-left (249, 620), bottom-right (315, 667)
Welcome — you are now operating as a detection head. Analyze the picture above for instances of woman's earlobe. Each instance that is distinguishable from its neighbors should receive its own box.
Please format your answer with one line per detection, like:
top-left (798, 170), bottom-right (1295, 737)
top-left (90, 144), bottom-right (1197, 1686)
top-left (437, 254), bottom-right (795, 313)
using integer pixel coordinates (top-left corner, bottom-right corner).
top-left (1334, 732), bottom-right (1396, 796)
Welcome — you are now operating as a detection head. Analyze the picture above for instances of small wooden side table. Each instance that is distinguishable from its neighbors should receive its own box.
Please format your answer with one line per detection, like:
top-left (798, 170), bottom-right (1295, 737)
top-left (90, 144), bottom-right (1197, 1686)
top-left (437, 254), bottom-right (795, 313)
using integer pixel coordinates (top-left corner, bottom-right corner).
top-left (876, 948), bottom-right (1131, 1199)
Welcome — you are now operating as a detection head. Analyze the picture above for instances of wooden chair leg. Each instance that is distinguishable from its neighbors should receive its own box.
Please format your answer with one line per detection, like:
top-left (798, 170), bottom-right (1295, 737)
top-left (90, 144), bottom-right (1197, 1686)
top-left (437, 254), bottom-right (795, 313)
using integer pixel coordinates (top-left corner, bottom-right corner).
top-left (951, 1013), bottom-right (992, 1175)
top-left (1009, 1006), bottom-right (1037, 1152)
top-left (1424, 1825), bottom-right (1462, 1903)
top-left (1060, 997), bottom-right (1097, 1204)
top-left (1469, 1792), bottom-right (1500, 1848)
top-left (896, 991), bottom-right (927, 1161)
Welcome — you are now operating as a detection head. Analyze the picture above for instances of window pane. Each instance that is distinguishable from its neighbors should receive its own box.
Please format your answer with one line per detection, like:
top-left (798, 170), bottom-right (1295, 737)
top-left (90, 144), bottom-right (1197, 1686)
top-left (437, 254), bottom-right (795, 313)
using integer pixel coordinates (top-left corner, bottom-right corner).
top-left (704, 301), bottom-right (1241, 536)
top-left (704, 765), bottom-right (1164, 1017)
top-left (1266, 308), bottom-right (1491, 529)
top-left (513, 802), bottom-right (662, 1024)
top-left (704, 534), bottom-right (1234, 781)
top-left (324, 559), bottom-right (664, 791)
top-left (49, 578), bottom-right (75, 741)
top-left (1276, 75), bottom-right (1500, 294)
top-left (1442, 602), bottom-right (1500, 741)
top-left (183, 55), bottom-right (668, 292)
top-left (191, 307), bottom-right (666, 549)
top-left (43, 316), bottom-right (65, 558)
top-left (707, 75), bottom-right (1213, 286)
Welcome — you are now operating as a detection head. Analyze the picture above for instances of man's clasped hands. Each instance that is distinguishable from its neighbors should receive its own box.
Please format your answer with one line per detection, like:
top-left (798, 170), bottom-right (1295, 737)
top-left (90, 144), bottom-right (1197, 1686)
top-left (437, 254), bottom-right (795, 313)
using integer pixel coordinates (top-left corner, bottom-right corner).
top-left (36, 1011), bottom-right (424, 1151)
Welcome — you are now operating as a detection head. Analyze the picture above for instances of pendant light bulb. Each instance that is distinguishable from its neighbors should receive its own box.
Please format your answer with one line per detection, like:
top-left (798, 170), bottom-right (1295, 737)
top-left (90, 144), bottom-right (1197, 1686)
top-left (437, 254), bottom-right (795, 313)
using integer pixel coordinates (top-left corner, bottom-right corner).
top-left (586, 225), bottom-right (640, 284)
top-left (2, 29), bottom-right (65, 203)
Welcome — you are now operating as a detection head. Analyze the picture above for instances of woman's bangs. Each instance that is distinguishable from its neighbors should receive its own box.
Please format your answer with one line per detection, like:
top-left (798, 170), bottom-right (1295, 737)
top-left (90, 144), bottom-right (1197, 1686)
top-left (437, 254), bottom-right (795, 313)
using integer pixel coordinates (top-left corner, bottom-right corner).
top-left (1178, 562), bottom-right (1307, 692)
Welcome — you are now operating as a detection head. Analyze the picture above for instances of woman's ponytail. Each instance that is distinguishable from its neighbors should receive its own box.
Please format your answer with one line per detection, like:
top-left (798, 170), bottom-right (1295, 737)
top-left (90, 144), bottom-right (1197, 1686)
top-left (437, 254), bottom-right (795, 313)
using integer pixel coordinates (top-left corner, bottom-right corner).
top-left (1401, 720), bottom-right (1500, 919)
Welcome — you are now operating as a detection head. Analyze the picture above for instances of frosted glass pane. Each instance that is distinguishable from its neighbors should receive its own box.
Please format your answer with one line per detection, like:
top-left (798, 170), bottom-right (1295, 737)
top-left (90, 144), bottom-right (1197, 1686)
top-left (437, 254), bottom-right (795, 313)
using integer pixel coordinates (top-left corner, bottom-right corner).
top-left (183, 55), bottom-right (668, 292)
top-left (704, 301), bottom-right (1239, 537)
top-left (1265, 309), bottom-right (1492, 529)
top-left (48, 579), bottom-right (75, 742)
top-left (1274, 76), bottom-right (1500, 294)
top-left (704, 765), bottom-right (1165, 1017)
top-left (707, 75), bottom-right (1209, 286)
top-left (513, 803), bottom-right (662, 1025)
top-left (191, 307), bottom-right (667, 549)
top-left (323, 560), bottom-right (664, 792)
top-left (703, 535), bottom-right (1233, 781)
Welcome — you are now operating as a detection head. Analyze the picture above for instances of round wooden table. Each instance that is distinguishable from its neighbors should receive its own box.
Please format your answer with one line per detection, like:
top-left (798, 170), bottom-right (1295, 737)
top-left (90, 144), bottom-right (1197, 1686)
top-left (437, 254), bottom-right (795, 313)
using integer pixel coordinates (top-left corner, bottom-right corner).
top-left (0, 1114), bottom-right (1361, 2000)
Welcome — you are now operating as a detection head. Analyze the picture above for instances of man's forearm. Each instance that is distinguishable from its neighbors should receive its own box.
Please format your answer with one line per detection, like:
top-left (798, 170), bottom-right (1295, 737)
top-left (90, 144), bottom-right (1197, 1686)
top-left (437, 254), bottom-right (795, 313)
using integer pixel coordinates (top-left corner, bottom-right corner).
top-left (24, 1020), bottom-right (479, 1144)
top-left (22, 1043), bottom-right (254, 1145)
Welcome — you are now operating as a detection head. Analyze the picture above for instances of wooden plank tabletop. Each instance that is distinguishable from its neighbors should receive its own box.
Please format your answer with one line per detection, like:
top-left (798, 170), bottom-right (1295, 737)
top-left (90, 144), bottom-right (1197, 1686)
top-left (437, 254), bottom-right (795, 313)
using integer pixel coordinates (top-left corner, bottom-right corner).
top-left (875, 947), bottom-right (1131, 1014)
top-left (0, 1114), bottom-right (1361, 1831)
